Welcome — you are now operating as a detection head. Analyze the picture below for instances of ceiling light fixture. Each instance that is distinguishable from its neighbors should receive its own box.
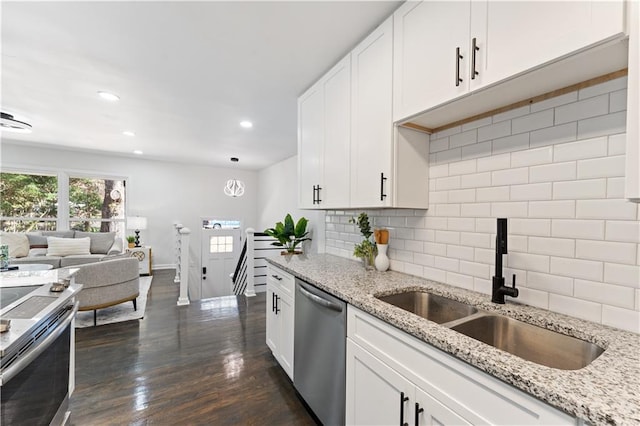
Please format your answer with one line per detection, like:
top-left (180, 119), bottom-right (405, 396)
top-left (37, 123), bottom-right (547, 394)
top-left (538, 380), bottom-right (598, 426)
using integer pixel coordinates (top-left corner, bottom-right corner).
top-left (97, 91), bottom-right (120, 102)
top-left (0, 112), bottom-right (32, 134)
top-left (240, 121), bottom-right (253, 129)
top-left (133, 150), bottom-right (143, 155)
top-left (224, 157), bottom-right (245, 197)
top-left (123, 131), bottom-right (136, 137)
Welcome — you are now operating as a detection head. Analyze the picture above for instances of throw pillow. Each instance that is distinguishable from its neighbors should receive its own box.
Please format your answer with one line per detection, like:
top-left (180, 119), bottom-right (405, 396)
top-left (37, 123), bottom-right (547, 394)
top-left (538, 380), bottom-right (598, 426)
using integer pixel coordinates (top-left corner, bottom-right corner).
top-left (74, 231), bottom-right (115, 254)
top-left (0, 232), bottom-right (29, 258)
top-left (27, 232), bottom-right (47, 248)
top-left (47, 236), bottom-right (91, 257)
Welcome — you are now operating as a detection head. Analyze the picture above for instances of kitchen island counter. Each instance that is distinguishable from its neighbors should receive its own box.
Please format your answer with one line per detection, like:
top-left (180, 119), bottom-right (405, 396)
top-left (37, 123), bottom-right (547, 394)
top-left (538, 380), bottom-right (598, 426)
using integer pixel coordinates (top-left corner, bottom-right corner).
top-left (268, 253), bottom-right (640, 426)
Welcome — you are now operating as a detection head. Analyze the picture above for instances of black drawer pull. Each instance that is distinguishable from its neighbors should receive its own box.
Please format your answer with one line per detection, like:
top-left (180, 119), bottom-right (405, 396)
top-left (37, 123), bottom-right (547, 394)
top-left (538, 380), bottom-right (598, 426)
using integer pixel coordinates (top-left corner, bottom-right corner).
top-left (415, 402), bottom-right (424, 426)
top-left (471, 37), bottom-right (479, 80)
top-left (455, 47), bottom-right (463, 86)
top-left (400, 392), bottom-right (409, 426)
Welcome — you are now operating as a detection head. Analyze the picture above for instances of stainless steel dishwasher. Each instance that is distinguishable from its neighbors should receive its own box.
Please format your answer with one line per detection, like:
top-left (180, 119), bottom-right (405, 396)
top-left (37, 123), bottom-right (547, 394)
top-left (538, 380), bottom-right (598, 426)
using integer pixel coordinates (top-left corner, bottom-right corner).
top-left (294, 278), bottom-right (346, 426)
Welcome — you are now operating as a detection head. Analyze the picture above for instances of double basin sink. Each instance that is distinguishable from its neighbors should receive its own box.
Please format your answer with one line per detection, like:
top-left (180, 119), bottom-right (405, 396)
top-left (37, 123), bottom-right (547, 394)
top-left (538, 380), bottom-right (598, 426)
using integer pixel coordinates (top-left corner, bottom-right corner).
top-left (377, 291), bottom-right (604, 370)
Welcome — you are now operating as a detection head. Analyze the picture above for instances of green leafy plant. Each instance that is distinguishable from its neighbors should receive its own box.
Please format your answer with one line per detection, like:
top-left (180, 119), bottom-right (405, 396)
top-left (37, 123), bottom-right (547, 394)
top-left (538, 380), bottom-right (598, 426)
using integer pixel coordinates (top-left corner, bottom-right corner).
top-left (126, 236), bottom-right (135, 243)
top-left (264, 214), bottom-right (311, 253)
top-left (350, 213), bottom-right (377, 266)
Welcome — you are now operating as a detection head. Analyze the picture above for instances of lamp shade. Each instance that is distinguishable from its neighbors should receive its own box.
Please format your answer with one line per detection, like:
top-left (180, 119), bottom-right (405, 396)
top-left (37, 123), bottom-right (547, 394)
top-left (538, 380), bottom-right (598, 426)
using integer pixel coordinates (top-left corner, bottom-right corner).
top-left (127, 216), bottom-right (147, 230)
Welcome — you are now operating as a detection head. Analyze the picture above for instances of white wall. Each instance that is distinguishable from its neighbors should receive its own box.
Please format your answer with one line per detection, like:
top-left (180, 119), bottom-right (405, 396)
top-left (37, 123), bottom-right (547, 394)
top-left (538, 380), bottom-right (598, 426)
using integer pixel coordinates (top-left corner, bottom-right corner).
top-left (1, 143), bottom-right (258, 298)
top-left (326, 77), bottom-right (640, 334)
top-left (257, 155), bottom-right (325, 254)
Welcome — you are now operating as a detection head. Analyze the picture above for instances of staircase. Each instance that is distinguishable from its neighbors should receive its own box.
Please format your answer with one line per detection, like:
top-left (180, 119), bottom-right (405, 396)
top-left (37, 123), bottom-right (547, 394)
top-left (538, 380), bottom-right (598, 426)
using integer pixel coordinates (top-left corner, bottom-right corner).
top-left (232, 228), bottom-right (281, 296)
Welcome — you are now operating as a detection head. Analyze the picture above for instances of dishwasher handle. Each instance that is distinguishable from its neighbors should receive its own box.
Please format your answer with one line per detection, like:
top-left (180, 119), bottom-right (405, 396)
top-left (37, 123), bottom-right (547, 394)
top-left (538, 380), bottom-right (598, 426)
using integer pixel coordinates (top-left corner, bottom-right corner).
top-left (298, 282), bottom-right (343, 312)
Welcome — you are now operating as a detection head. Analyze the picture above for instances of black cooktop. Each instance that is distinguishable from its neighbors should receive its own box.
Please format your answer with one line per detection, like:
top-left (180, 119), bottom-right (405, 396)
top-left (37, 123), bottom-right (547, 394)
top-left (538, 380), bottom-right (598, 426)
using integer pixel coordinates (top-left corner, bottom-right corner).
top-left (0, 286), bottom-right (40, 310)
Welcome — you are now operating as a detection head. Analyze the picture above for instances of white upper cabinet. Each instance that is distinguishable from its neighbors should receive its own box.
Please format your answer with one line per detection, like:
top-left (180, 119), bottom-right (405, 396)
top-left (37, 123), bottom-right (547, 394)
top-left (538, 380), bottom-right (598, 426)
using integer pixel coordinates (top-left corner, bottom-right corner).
top-left (393, 1), bottom-right (471, 122)
top-left (297, 56), bottom-right (351, 209)
top-left (473, 0), bottom-right (626, 89)
top-left (393, 0), bottom-right (627, 124)
top-left (351, 16), bottom-right (394, 208)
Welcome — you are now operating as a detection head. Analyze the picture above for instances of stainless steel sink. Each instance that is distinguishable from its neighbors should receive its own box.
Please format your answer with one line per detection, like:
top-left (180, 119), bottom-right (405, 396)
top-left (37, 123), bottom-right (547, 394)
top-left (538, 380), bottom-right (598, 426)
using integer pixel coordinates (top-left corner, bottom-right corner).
top-left (377, 291), bottom-right (478, 324)
top-left (450, 314), bottom-right (604, 370)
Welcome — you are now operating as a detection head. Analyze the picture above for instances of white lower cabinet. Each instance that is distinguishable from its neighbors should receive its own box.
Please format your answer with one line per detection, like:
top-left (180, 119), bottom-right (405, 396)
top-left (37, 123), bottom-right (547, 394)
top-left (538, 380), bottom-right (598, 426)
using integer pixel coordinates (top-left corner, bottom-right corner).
top-left (265, 265), bottom-right (295, 380)
top-left (346, 306), bottom-right (579, 425)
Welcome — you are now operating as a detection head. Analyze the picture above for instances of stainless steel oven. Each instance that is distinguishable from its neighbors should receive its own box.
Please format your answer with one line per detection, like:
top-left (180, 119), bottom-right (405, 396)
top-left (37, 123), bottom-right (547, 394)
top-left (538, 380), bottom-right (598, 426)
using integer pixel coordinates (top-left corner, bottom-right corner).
top-left (1, 284), bottom-right (78, 426)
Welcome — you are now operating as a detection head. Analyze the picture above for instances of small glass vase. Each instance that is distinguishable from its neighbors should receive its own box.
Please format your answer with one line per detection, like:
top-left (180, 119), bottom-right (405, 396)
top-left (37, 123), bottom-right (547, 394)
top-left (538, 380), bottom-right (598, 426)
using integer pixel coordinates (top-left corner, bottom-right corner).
top-left (362, 253), bottom-right (375, 270)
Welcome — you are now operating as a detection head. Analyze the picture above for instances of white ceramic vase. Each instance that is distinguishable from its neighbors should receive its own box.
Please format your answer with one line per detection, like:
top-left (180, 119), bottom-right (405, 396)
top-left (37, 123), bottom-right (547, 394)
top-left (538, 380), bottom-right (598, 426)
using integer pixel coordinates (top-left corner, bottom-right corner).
top-left (375, 244), bottom-right (390, 272)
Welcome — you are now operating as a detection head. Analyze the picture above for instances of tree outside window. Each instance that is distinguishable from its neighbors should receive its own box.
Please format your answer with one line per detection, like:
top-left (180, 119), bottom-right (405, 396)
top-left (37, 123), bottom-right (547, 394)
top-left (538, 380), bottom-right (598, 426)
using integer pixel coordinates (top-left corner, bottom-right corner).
top-left (0, 172), bottom-right (58, 231)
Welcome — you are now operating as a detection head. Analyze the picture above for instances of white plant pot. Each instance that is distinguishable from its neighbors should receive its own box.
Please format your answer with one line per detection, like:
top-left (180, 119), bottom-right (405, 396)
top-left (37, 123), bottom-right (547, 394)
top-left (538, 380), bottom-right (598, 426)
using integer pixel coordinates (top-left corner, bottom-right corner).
top-left (375, 244), bottom-right (390, 272)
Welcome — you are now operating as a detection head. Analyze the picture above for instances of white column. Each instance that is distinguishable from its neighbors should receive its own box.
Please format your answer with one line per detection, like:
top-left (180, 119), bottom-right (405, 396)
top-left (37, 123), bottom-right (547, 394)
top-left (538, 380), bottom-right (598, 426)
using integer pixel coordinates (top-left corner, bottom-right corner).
top-left (173, 222), bottom-right (183, 283)
top-left (245, 227), bottom-right (256, 297)
top-left (177, 227), bottom-right (191, 306)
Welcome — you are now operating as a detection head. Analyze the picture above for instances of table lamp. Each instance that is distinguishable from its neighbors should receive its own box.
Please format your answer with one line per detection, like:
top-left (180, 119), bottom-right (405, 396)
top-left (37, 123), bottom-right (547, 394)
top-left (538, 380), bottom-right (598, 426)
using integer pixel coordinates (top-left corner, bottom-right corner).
top-left (127, 216), bottom-right (147, 247)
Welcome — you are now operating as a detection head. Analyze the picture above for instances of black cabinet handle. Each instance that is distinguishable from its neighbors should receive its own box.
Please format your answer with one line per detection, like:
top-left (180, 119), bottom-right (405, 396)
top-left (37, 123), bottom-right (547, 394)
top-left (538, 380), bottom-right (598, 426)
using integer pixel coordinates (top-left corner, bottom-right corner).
top-left (316, 185), bottom-right (322, 204)
top-left (471, 37), bottom-right (479, 80)
top-left (400, 392), bottom-right (409, 426)
top-left (415, 402), bottom-right (424, 426)
top-left (380, 173), bottom-right (387, 201)
top-left (272, 292), bottom-right (276, 312)
top-left (275, 294), bottom-right (280, 314)
top-left (312, 185), bottom-right (317, 204)
top-left (455, 47), bottom-right (463, 87)
top-left (202, 267), bottom-right (206, 280)
top-left (271, 274), bottom-right (282, 281)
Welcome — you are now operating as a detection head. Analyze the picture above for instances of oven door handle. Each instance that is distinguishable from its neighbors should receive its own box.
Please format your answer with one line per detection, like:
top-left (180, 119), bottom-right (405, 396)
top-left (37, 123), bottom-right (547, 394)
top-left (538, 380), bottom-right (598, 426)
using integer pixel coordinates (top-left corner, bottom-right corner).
top-left (0, 301), bottom-right (78, 386)
top-left (298, 283), bottom-right (343, 312)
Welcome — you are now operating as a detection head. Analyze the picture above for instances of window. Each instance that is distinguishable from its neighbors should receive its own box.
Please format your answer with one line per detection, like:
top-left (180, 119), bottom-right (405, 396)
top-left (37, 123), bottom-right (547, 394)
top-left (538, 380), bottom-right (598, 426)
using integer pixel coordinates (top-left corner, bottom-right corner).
top-left (0, 171), bottom-right (126, 235)
top-left (0, 172), bottom-right (58, 231)
top-left (209, 236), bottom-right (234, 253)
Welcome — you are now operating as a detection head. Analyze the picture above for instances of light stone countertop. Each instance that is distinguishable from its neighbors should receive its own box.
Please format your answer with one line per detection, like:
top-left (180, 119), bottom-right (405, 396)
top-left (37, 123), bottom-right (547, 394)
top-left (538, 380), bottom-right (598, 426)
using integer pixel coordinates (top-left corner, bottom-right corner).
top-left (268, 253), bottom-right (640, 426)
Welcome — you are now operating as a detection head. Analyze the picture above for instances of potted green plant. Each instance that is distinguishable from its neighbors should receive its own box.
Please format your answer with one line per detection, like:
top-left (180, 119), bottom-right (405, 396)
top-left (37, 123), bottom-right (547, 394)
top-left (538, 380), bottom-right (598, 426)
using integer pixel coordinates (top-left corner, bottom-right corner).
top-left (126, 236), bottom-right (136, 248)
top-left (264, 214), bottom-right (311, 254)
top-left (350, 212), bottom-right (377, 269)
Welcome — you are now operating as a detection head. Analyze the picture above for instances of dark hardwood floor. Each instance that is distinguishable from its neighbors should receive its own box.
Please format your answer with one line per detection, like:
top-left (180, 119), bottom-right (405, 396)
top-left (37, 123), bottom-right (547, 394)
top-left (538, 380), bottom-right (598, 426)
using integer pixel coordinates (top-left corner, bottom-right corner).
top-left (71, 270), bottom-right (316, 425)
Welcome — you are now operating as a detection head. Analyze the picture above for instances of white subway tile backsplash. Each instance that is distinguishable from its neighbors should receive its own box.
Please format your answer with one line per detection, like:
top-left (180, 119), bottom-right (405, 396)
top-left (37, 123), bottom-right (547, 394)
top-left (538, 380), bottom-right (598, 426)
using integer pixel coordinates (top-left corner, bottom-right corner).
top-left (492, 167), bottom-right (529, 186)
top-left (423, 266), bottom-right (447, 282)
top-left (435, 230), bottom-right (460, 245)
top-left (447, 217), bottom-right (475, 232)
top-left (389, 216), bottom-right (407, 227)
top-left (475, 218), bottom-right (496, 234)
top-left (448, 189), bottom-right (476, 203)
top-left (433, 126), bottom-right (461, 139)
top-left (574, 279), bottom-right (635, 310)
top-left (477, 186), bottom-right (510, 202)
top-left (510, 183), bottom-right (552, 201)
top-left (461, 172), bottom-right (492, 189)
top-left (434, 256), bottom-right (459, 272)
top-left (475, 247), bottom-right (495, 264)
top-left (435, 203), bottom-right (461, 217)
top-left (508, 235), bottom-right (528, 252)
top-left (576, 199), bottom-right (637, 220)
top-left (446, 245), bottom-right (475, 261)
top-left (449, 159), bottom-right (477, 176)
top-left (603, 263), bottom-right (640, 288)
top-left (460, 261), bottom-right (490, 279)
top-left (609, 89), bottom-right (627, 113)
top-left (414, 253), bottom-right (435, 267)
top-left (460, 141), bottom-right (492, 160)
top-left (425, 217), bottom-right (448, 230)
top-left (607, 177), bottom-right (626, 199)
top-left (530, 122), bottom-right (577, 148)
top-left (576, 240), bottom-right (637, 265)
top-left (511, 146), bottom-right (553, 168)
top-left (424, 242), bottom-right (447, 256)
top-left (528, 200), bottom-right (575, 218)
top-left (550, 257), bottom-right (603, 281)
top-left (578, 76), bottom-right (627, 99)
top-left (606, 221), bottom-right (640, 243)
top-left (512, 109), bottom-right (554, 134)
top-left (551, 219), bottom-right (605, 240)
top-left (478, 120), bottom-right (511, 142)
top-left (602, 306), bottom-right (640, 334)
top-left (429, 191), bottom-right (448, 204)
top-left (528, 236), bottom-right (575, 257)
top-left (507, 252), bottom-right (549, 273)
top-left (406, 216), bottom-right (426, 229)
top-left (461, 203), bottom-right (491, 217)
top-left (492, 133), bottom-right (530, 155)
top-left (462, 116), bottom-right (493, 131)
top-left (435, 176), bottom-right (461, 191)
top-left (553, 136), bottom-right (608, 162)
top-left (404, 240), bottom-right (424, 253)
top-left (446, 272), bottom-right (474, 290)
top-left (531, 91), bottom-right (578, 113)
top-left (527, 271), bottom-right (574, 296)
top-left (477, 153), bottom-right (511, 172)
top-left (430, 137), bottom-right (450, 153)
top-left (436, 148), bottom-right (462, 164)
top-left (555, 93), bottom-right (609, 124)
top-left (414, 228), bottom-right (434, 242)
top-left (450, 129), bottom-right (478, 149)
top-left (493, 105), bottom-right (530, 122)
top-left (577, 155), bottom-right (625, 179)
top-left (515, 287), bottom-right (550, 309)
top-left (529, 161), bottom-right (577, 183)
top-left (549, 294), bottom-right (602, 323)
top-left (608, 133), bottom-right (626, 155)
top-left (510, 218), bottom-right (551, 236)
top-left (474, 277), bottom-right (492, 295)
top-left (553, 179), bottom-right (607, 200)
top-left (429, 164), bottom-right (449, 178)
top-left (491, 202), bottom-right (528, 218)
top-left (460, 232), bottom-right (491, 248)
top-left (404, 263), bottom-right (424, 277)
top-left (577, 110), bottom-right (626, 139)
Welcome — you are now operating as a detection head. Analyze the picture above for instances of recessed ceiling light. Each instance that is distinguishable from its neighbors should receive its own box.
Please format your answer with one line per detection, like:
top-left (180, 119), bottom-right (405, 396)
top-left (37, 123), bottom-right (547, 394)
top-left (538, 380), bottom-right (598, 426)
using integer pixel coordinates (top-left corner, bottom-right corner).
top-left (123, 131), bottom-right (135, 137)
top-left (98, 91), bottom-right (120, 102)
top-left (240, 121), bottom-right (253, 128)
top-left (133, 150), bottom-right (143, 155)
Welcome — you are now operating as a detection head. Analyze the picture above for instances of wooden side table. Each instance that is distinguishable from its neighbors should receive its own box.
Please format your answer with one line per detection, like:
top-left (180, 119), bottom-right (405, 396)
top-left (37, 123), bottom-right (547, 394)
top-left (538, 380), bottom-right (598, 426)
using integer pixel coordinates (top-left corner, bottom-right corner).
top-left (126, 246), bottom-right (152, 275)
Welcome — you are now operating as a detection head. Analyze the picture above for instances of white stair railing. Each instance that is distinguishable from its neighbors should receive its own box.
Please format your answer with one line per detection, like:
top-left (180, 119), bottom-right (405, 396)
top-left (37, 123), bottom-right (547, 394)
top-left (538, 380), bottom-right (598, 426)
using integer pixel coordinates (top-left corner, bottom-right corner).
top-left (173, 222), bottom-right (183, 284)
top-left (177, 227), bottom-right (191, 306)
top-left (232, 228), bottom-right (281, 296)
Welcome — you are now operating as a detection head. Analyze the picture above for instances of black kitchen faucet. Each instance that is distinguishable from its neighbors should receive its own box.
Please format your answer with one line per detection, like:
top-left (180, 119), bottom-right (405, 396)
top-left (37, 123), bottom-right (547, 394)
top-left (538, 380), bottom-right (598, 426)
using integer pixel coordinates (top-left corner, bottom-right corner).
top-left (492, 218), bottom-right (519, 304)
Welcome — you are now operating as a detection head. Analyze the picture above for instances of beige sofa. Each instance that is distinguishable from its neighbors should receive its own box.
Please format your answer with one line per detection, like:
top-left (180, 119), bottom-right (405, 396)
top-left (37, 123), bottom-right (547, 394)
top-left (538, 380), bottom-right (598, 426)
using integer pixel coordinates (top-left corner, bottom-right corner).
top-left (62, 257), bottom-right (140, 326)
top-left (1, 230), bottom-right (123, 268)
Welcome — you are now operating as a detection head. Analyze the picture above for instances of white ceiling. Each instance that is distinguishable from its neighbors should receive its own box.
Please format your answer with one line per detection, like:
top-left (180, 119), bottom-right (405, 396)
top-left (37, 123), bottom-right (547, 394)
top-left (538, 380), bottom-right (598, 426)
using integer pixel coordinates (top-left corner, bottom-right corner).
top-left (1, 1), bottom-right (401, 170)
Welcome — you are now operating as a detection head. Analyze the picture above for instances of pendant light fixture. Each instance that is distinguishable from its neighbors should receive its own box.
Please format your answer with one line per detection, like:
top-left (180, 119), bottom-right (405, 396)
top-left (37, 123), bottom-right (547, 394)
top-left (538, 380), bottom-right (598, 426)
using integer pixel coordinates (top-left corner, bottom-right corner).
top-left (224, 157), bottom-right (245, 197)
top-left (1, 112), bottom-right (32, 134)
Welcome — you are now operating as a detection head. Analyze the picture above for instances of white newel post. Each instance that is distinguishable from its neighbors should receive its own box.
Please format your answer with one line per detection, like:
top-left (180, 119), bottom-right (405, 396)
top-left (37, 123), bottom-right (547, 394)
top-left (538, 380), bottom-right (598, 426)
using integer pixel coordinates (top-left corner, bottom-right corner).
top-left (245, 228), bottom-right (256, 297)
top-left (173, 222), bottom-right (183, 283)
top-left (177, 227), bottom-right (191, 306)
